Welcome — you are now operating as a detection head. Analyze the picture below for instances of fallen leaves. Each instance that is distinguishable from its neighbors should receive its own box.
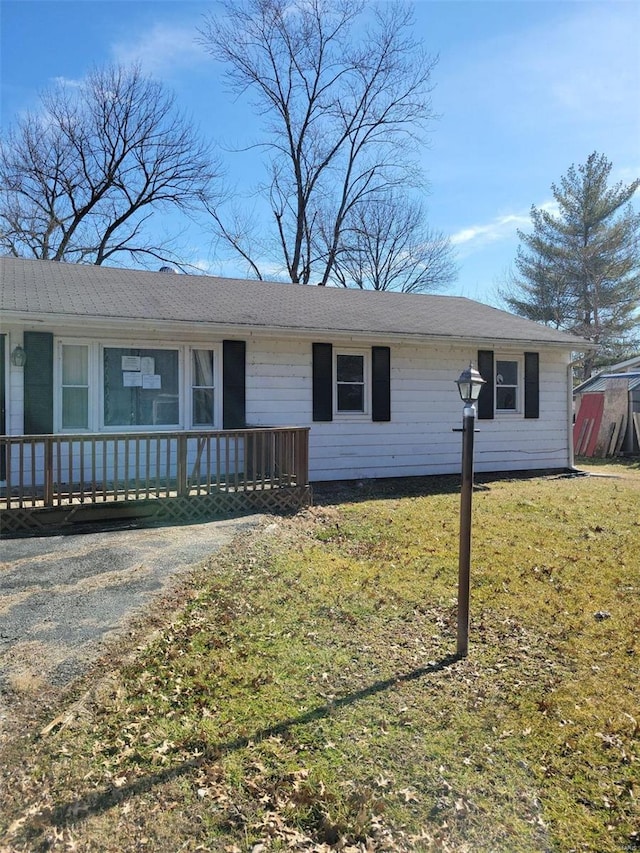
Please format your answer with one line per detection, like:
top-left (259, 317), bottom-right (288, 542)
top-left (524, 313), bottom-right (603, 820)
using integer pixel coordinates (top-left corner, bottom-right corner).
top-left (1, 470), bottom-right (639, 851)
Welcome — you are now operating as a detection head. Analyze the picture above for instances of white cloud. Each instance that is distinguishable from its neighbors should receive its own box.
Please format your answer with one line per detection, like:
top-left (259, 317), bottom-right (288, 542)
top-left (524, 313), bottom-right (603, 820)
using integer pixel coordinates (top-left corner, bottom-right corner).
top-left (539, 5), bottom-right (639, 123)
top-left (111, 22), bottom-right (206, 78)
top-left (51, 76), bottom-right (84, 89)
top-left (442, 2), bottom-right (639, 136)
top-left (451, 201), bottom-right (561, 251)
top-left (451, 213), bottom-right (529, 247)
top-left (614, 165), bottom-right (640, 194)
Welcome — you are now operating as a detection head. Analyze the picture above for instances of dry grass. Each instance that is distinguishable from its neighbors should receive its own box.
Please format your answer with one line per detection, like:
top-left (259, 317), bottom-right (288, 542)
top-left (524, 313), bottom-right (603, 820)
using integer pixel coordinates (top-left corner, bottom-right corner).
top-left (0, 462), bottom-right (638, 852)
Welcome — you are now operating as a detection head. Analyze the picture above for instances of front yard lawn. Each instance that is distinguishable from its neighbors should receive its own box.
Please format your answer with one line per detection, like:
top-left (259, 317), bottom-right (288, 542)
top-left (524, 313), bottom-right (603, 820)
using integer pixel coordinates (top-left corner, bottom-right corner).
top-left (1, 462), bottom-right (638, 851)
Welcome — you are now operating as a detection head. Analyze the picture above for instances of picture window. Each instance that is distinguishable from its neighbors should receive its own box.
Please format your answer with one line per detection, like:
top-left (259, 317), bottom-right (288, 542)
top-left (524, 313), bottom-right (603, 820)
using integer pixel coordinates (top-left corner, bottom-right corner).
top-left (103, 347), bottom-right (179, 427)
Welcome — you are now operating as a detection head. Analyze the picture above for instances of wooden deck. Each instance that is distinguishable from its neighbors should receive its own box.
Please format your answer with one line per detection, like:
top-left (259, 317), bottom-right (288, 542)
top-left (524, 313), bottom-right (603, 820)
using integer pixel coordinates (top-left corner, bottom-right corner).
top-left (0, 428), bottom-right (311, 534)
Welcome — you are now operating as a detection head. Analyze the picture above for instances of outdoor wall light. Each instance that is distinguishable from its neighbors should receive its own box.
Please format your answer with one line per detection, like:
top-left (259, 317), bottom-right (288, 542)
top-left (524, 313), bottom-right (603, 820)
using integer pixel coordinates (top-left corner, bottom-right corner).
top-left (10, 345), bottom-right (27, 367)
top-left (455, 362), bottom-right (485, 405)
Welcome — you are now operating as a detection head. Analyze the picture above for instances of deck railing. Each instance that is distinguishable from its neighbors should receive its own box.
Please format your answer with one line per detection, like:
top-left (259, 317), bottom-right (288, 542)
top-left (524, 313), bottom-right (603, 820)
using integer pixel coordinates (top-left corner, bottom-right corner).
top-left (0, 428), bottom-right (309, 523)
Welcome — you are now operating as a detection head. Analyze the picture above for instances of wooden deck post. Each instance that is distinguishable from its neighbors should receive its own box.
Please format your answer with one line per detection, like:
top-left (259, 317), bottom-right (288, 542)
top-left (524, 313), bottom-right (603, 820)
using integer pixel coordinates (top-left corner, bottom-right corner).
top-left (43, 436), bottom-right (54, 507)
top-left (177, 434), bottom-right (188, 497)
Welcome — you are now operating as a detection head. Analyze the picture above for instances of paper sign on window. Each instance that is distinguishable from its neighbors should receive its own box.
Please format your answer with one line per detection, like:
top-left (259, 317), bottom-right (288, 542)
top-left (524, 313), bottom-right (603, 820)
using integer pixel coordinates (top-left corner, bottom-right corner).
top-left (121, 355), bottom-right (141, 371)
top-left (123, 371), bottom-right (143, 387)
top-left (140, 357), bottom-right (155, 375)
top-left (142, 373), bottom-right (162, 390)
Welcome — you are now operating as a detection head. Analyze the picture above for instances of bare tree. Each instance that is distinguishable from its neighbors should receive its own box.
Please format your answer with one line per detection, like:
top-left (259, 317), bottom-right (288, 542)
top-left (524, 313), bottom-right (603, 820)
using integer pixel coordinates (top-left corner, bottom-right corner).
top-left (0, 64), bottom-right (221, 267)
top-left (199, 0), bottom-right (438, 285)
top-left (331, 193), bottom-right (457, 292)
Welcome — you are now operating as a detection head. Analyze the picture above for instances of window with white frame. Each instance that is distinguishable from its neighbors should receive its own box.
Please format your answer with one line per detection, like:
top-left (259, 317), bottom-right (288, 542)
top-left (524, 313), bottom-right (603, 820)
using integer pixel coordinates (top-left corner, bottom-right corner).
top-left (191, 349), bottom-right (215, 426)
top-left (56, 341), bottom-right (224, 431)
top-left (336, 352), bottom-right (366, 413)
top-left (61, 344), bottom-right (89, 429)
top-left (495, 359), bottom-right (519, 411)
top-left (103, 347), bottom-right (179, 427)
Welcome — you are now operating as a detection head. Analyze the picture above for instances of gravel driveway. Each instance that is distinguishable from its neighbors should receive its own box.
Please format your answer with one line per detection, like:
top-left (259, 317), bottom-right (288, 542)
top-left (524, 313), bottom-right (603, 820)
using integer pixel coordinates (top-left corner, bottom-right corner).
top-left (0, 514), bottom-right (263, 724)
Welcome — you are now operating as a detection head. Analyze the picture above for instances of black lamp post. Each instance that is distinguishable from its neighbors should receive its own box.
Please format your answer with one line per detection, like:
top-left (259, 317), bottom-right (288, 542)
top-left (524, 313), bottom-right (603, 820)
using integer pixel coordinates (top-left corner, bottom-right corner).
top-left (454, 363), bottom-right (485, 657)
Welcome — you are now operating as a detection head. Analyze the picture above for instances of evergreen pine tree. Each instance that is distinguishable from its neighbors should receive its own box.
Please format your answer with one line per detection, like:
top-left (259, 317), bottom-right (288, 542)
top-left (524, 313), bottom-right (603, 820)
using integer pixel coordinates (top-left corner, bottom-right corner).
top-left (502, 153), bottom-right (640, 379)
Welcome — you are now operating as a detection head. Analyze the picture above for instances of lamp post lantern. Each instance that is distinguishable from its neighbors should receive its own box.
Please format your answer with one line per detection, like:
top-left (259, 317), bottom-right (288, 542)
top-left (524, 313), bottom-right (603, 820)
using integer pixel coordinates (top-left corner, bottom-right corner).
top-left (454, 363), bottom-right (485, 658)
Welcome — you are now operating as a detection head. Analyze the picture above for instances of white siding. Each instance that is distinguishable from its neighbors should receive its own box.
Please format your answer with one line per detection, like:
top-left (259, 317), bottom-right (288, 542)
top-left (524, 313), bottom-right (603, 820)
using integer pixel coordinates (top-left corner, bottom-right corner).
top-left (2, 323), bottom-right (573, 484)
top-left (246, 339), bottom-right (310, 426)
top-left (6, 331), bottom-right (25, 436)
top-left (244, 338), bottom-right (572, 482)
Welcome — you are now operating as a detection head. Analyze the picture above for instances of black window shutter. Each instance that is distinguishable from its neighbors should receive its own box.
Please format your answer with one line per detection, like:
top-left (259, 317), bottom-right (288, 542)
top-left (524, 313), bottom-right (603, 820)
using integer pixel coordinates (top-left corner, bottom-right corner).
top-left (312, 343), bottom-right (333, 422)
top-left (371, 346), bottom-right (391, 422)
top-left (24, 331), bottom-right (54, 434)
top-left (223, 340), bottom-right (246, 429)
top-left (477, 350), bottom-right (494, 420)
top-left (524, 351), bottom-right (540, 419)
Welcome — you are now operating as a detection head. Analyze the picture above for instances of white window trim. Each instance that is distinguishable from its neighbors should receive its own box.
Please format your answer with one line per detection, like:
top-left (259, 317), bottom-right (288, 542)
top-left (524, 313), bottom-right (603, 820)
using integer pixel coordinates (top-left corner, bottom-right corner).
top-left (188, 346), bottom-right (222, 430)
top-left (100, 342), bottom-right (182, 432)
top-left (495, 355), bottom-right (523, 415)
top-left (55, 339), bottom-right (95, 433)
top-left (54, 339), bottom-right (224, 433)
top-left (2, 333), bottom-right (10, 441)
top-left (334, 348), bottom-right (370, 419)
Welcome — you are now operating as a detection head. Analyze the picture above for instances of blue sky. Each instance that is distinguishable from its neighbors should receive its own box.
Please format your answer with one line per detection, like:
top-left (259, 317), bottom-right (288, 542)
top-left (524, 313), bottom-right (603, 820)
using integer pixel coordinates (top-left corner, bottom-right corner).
top-left (2, 0), bottom-right (639, 306)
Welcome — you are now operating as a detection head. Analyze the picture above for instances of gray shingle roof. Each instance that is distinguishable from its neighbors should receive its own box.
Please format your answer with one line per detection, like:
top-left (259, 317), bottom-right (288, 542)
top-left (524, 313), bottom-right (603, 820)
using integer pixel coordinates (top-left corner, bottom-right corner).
top-left (1, 257), bottom-right (583, 347)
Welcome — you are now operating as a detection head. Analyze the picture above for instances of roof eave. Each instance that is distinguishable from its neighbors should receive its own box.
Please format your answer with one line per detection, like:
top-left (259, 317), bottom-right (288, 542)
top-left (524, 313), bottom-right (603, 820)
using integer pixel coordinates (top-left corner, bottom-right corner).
top-left (1, 309), bottom-right (584, 349)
